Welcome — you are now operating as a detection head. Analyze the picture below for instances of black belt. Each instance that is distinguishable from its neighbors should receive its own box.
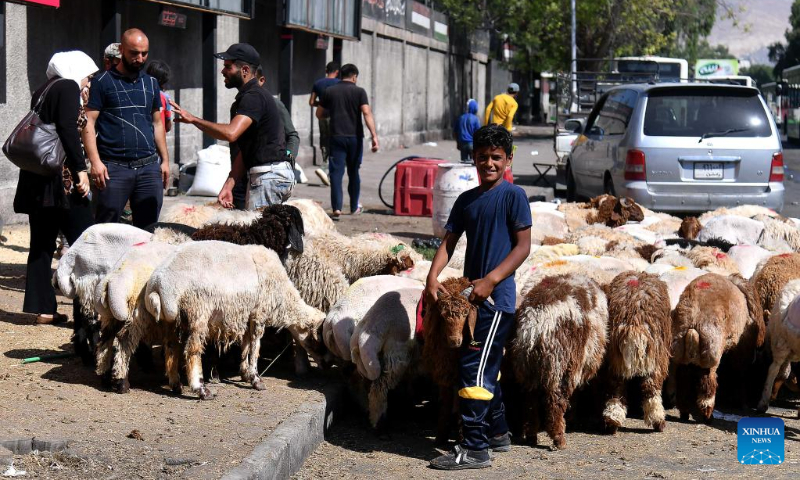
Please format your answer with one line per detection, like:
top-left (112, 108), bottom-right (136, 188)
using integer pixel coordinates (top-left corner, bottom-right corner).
top-left (104, 154), bottom-right (159, 169)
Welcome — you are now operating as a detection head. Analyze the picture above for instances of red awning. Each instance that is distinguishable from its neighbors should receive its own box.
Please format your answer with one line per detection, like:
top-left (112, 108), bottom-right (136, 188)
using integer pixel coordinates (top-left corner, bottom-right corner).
top-left (12, 0), bottom-right (60, 7)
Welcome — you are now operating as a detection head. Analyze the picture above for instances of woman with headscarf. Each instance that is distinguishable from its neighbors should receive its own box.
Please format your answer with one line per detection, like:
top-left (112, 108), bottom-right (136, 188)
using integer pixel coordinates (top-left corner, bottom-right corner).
top-left (13, 51), bottom-right (98, 325)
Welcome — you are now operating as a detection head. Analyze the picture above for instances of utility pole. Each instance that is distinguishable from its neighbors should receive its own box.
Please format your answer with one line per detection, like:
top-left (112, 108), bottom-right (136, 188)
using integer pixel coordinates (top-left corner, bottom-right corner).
top-left (570, 0), bottom-right (577, 112)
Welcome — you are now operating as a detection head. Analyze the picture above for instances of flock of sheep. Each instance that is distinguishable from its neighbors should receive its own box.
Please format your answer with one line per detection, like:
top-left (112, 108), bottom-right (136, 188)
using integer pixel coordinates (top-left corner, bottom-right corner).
top-left (50, 193), bottom-right (800, 450)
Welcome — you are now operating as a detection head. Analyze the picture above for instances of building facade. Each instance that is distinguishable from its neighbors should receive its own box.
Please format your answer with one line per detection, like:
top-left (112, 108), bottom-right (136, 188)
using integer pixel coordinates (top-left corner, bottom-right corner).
top-left (0, 0), bottom-right (509, 225)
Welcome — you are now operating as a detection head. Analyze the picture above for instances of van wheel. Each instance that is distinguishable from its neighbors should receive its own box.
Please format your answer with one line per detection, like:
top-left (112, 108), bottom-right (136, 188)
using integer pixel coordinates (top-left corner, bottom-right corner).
top-left (566, 164), bottom-right (577, 202)
top-left (604, 175), bottom-right (617, 196)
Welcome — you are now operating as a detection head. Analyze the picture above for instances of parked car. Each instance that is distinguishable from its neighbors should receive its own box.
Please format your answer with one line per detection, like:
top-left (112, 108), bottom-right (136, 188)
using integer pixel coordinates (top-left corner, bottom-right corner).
top-left (554, 117), bottom-right (585, 166)
top-left (566, 83), bottom-right (784, 213)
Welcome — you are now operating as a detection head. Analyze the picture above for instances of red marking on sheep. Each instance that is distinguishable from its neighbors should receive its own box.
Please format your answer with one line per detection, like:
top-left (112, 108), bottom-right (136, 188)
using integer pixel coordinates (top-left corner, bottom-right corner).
top-left (627, 279), bottom-right (639, 287)
top-left (695, 281), bottom-right (711, 290)
top-left (183, 206), bottom-right (196, 213)
top-left (779, 253), bottom-right (793, 258)
top-left (132, 241), bottom-right (148, 247)
top-left (715, 253), bottom-right (727, 259)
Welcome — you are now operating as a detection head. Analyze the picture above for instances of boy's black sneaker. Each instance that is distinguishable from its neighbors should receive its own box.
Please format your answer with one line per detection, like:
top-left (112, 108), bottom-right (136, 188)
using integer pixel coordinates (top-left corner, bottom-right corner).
top-left (488, 432), bottom-right (511, 452)
top-left (429, 445), bottom-right (491, 470)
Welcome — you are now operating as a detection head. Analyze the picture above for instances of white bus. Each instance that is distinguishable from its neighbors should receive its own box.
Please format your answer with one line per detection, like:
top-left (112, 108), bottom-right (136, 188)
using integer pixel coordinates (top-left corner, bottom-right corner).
top-left (706, 75), bottom-right (754, 87)
top-left (613, 56), bottom-right (689, 82)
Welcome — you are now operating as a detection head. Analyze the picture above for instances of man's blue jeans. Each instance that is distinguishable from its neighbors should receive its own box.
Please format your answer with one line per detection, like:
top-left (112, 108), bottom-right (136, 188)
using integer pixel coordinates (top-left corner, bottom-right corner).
top-left (329, 136), bottom-right (363, 213)
top-left (94, 159), bottom-right (163, 228)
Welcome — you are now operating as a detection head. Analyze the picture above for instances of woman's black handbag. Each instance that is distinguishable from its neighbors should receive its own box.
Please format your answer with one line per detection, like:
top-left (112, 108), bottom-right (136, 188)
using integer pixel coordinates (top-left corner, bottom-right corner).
top-left (2, 78), bottom-right (67, 177)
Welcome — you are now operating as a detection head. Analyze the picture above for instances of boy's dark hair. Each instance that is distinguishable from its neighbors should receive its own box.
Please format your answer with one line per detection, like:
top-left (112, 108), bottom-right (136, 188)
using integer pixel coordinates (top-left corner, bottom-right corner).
top-left (473, 124), bottom-right (513, 156)
top-left (146, 60), bottom-right (171, 88)
top-left (326, 61), bottom-right (340, 74)
top-left (340, 63), bottom-right (359, 79)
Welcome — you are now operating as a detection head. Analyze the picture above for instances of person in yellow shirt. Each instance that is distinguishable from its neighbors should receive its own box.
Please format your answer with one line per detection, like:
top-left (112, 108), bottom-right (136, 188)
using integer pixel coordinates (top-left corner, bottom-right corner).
top-left (484, 83), bottom-right (519, 131)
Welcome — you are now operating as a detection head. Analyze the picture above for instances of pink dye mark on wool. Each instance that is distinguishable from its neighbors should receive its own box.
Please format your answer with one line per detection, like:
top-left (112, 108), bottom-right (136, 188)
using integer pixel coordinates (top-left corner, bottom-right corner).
top-left (715, 252), bottom-right (727, 259)
top-left (627, 279), bottom-right (639, 287)
top-left (183, 206), bottom-right (196, 213)
top-left (695, 281), bottom-right (711, 290)
top-left (133, 241), bottom-right (148, 247)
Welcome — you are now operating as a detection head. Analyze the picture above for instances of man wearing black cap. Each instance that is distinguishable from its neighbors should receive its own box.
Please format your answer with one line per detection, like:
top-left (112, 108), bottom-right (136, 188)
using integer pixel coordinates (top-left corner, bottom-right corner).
top-left (170, 43), bottom-right (290, 209)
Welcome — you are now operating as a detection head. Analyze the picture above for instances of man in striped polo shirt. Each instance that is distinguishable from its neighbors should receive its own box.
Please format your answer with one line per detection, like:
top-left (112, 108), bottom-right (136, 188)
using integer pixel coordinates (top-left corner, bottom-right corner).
top-left (83, 28), bottom-right (170, 228)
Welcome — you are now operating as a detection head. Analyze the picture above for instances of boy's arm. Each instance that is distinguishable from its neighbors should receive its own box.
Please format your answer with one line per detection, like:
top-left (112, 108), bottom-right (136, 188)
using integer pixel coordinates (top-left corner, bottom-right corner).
top-left (425, 231), bottom-right (461, 302)
top-left (469, 227), bottom-right (531, 303)
top-left (504, 101), bottom-right (518, 131)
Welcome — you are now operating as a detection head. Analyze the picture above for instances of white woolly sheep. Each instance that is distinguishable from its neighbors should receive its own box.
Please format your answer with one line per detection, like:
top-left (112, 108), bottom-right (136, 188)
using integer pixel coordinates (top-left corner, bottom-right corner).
top-left (727, 245), bottom-right (774, 279)
top-left (511, 273), bottom-right (608, 449)
top-left (322, 275), bottom-right (423, 363)
top-left (696, 215), bottom-right (765, 246)
top-left (394, 260), bottom-right (462, 284)
top-left (757, 278), bottom-right (800, 417)
top-left (144, 241), bottom-right (326, 399)
top-left (350, 286), bottom-right (424, 429)
top-left (698, 205), bottom-right (780, 225)
top-left (93, 241), bottom-right (180, 393)
top-left (754, 214), bottom-right (800, 252)
top-left (306, 231), bottom-right (415, 284)
top-left (286, 198), bottom-right (336, 235)
top-left (54, 223), bottom-right (153, 364)
top-left (530, 209), bottom-right (569, 245)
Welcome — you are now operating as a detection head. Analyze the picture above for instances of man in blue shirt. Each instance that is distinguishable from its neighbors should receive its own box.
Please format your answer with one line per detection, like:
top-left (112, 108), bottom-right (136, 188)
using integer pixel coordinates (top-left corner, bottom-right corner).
top-left (83, 28), bottom-right (170, 228)
top-left (455, 98), bottom-right (481, 164)
top-left (308, 62), bottom-right (339, 186)
top-left (426, 124), bottom-right (532, 470)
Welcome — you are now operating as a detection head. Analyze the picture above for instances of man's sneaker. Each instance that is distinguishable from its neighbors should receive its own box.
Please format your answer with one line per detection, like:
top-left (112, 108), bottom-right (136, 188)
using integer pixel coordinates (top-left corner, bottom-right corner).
top-left (352, 204), bottom-right (363, 215)
top-left (331, 210), bottom-right (342, 221)
top-left (488, 432), bottom-right (511, 452)
top-left (315, 168), bottom-right (330, 186)
top-left (429, 445), bottom-right (491, 470)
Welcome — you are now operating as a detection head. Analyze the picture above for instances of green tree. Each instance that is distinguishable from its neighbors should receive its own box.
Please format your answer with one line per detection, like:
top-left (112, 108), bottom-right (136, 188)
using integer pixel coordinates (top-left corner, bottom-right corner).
top-left (741, 64), bottom-right (775, 87)
top-left (769, 0), bottom-right (800, 76)
top-left (439, 0), bottom-right (732, 73)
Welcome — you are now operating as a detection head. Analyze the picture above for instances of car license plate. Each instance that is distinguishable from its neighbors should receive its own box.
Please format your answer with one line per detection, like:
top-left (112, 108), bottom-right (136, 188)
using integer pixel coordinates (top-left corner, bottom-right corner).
top-left (694, 162), bottom-right (723, 180)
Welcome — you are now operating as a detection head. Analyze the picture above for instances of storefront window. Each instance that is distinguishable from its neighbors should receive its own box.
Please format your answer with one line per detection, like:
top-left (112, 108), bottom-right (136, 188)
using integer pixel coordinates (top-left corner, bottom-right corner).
top-left (145, 0), bottom-right (254, 18)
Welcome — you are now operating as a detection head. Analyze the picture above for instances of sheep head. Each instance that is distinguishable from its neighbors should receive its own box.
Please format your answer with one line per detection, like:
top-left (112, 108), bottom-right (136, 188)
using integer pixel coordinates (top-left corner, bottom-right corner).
top-left (435, 277), bottom-right (477, 348)
top-left (264, 205), bottom-right (305, 254)
top-left (679, 216), bottom-right (702, 240)
top-left (382, 246), bottom-right (415, 275)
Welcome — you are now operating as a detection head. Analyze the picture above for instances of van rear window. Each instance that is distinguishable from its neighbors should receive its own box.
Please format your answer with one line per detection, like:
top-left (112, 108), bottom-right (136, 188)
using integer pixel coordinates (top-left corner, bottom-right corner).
top-left (644, 88), bottom-right (772, 137)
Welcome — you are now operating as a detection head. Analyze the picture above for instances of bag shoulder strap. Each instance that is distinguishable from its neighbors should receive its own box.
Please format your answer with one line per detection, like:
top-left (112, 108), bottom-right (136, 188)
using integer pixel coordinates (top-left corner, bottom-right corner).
top-left (32, 78), bottom-right (67, 115)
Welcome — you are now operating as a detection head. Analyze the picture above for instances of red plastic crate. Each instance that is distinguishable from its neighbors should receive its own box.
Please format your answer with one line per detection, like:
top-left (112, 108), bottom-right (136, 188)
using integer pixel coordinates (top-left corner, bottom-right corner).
top-left (393, 158), bottom-right (447, 216)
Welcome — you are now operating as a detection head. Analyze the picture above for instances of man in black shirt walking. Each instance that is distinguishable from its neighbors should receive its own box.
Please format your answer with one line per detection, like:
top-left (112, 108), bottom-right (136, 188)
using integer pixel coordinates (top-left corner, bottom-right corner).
top-left (170, 43), bottom-right (291, 209)
top-left (316, 63), bottom-right (379, 219)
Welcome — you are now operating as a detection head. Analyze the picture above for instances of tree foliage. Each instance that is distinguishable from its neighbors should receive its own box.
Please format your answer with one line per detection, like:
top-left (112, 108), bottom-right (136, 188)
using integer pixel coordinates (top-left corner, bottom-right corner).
top-left (741, 64), bottom-right (775, 87)
top-left (438, 0), bottom-right (733, 73)
top-left (769, 0), bottom-right (800, 77)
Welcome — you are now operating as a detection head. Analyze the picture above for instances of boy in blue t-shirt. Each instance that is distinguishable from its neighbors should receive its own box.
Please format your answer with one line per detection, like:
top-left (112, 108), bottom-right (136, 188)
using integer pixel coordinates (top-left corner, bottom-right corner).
top-left (427, 124), bottom-right (532, 470)
top-left (455, 99), bottom-right (481, 163)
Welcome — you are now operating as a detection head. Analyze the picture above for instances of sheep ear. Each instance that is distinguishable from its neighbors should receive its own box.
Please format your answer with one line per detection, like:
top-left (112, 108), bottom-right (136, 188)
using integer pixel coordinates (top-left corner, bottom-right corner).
top-left (287, 223), bottom-right (304, 253)
top-left (466, 307), bottom-right (477, 343)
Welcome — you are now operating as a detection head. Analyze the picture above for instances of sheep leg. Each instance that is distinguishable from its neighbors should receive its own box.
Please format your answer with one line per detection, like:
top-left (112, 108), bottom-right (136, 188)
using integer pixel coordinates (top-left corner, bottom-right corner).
top-left (163, 338), bottom-right (183, 395)
top-left (602, 375), bottom-right (627, 434)
top-left (641, 376), bottom-right (666, 432)
top-left (202, 348), bottom-right (221, 384)
top-left (757, 358), bottom-right (790, 413)
top-left (523, 390), bottom-right (540, 447)
top-left (544, 390), bottom-right (569, 450)
top-left (369, 358), bottom-right (409, 433)
top-left (244, 321), bottom-right (266, 391)
top-left (662, 360), bottom-right (677, 409)
top-left (293, 340), bottom-right (312, 376)
top-left (94, 315), bottom-right (118, 378)
top-left (695, 366), bottom-right (717, 423)
top-left (434, 385), bottom-right (454, 445)
top-left (110, 324), bottom-right (146, 394)
top-left (770, 362), bottom-right (793, 401)
top-left (185, 330), bottom-right (214, 400)
top-left (675, 365), bottom-right (693, 422)
top-left (239, 325), bottom-right (254, 383)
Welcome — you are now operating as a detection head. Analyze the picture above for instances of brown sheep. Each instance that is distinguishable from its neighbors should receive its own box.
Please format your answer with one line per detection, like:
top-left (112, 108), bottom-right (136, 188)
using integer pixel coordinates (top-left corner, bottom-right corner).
top-left (588, 195), bottom-right (645, 228)
top-left (671, 273), bottom-right (765, 422)
top-left (603, 272), bottom-right (672, 434)
top-left (679, 216), bottom-right (702, 240)
top-left (511, 273), bottom-right (608, 449)
top-left (421, 277), bottom-right (477, 445)
top-left (752, 253), bottom-right (800, 326)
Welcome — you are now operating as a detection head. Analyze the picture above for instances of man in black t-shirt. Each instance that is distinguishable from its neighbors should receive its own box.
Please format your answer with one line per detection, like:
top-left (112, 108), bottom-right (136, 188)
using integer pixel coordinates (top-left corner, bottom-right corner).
top-left (316, 64), bottom-right (379, 219)
top-left (170, 43), bottom-right (291, 209)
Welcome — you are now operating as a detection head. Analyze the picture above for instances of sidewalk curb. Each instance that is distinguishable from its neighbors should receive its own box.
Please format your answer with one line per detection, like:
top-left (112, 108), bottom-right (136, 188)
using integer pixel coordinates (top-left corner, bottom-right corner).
top-left (222, 383), bottom-right (346, 480)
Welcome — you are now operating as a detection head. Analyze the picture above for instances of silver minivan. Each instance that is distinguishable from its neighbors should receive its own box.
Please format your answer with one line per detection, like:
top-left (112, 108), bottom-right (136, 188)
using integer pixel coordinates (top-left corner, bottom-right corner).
top-left (566, 83), bottom-right (785, 212)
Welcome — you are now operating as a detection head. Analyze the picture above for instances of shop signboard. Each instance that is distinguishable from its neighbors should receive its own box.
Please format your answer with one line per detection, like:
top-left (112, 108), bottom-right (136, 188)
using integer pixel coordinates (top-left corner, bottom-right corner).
top-left (143, 1), bottom-right (254, 19)
top-left (432, 10), bottom-right (448, 43)
top-left (695, 59), bottom-right (739, 78)
top-left (159, 7), bottom-right (188, 29)
top-left (9, 0), bottom-right (60, 6)
top-left (385, 0), bottom-right (405, 29)
top-left (406, 1), bottom-right (430, 36)
top-left (284, 0), bottom-right (361, 40)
